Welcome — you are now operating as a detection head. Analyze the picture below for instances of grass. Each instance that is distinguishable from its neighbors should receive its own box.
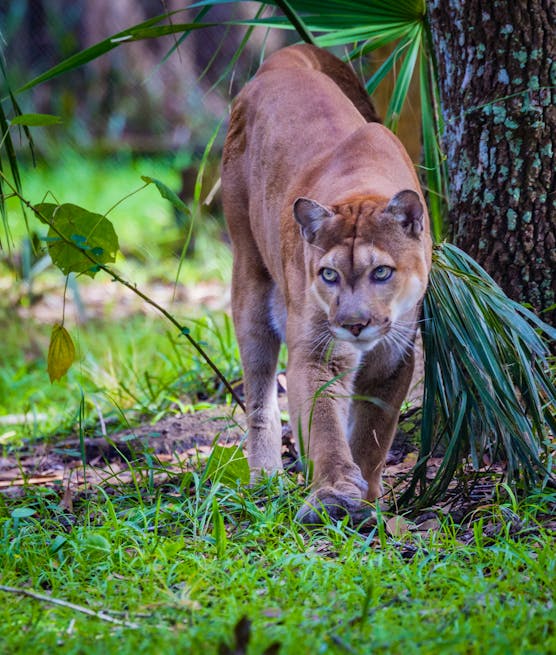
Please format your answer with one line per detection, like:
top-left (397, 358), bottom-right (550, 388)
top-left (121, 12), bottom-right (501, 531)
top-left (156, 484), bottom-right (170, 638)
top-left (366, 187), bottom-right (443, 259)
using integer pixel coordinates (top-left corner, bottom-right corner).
top-left (0, 311), bottom-right (241, 444)
top-left (3, 150), bottom-right (232, 284)
top-left (0, 471), bottom-right (554, 654)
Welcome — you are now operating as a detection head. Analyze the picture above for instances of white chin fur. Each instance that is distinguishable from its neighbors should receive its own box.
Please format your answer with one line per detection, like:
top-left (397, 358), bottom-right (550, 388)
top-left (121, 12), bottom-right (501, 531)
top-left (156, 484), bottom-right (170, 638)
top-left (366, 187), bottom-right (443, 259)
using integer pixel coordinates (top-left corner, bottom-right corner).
top-left (330, 326), bottom-right (384, 352)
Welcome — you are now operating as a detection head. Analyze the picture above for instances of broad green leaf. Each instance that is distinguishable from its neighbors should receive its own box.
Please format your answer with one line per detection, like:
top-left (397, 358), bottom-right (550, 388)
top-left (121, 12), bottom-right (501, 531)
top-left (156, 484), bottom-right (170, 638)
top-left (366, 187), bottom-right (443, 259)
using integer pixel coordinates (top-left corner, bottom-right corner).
top-left (34, 203), bottom-right (119, 277)
top-left (50, 534), bottom-right (68, 554)
top-left (10, 113), bottom-right (62, 126)
top-left (80, 534), bottom-right (112, 562)
top-left (83, 534), bottom-right (111, 553)
top-left (204, 445), bottom-right (250, 486)
top-left (47, 324), bottom-right (76, 382)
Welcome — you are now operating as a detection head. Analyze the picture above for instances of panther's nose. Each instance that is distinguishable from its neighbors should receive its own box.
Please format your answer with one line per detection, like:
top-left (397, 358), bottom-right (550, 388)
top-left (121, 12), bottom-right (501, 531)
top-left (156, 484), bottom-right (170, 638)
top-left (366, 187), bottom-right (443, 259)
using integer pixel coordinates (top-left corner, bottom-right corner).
top-left (342, 321), bottom-right (370, 337)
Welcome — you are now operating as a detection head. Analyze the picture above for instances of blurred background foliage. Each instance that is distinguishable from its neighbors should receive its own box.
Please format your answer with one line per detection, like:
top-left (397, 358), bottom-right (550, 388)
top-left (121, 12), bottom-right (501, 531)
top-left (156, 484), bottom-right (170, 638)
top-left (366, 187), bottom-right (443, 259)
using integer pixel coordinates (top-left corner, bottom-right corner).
top-left (1, 1), bottom-right (422, 170)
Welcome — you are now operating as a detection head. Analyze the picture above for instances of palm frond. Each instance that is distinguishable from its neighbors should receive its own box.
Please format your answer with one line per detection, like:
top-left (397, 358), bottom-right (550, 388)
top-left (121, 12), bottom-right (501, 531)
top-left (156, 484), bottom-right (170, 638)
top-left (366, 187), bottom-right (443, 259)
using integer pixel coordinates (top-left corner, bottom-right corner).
top-left (17, 12), bottom-right (217, 94)
top-left (419, 45), bottom-right (448, 241)
top-left (383, 23), bottom-right (421, 132)
top-left (400, 243), bottom-right (555, 506)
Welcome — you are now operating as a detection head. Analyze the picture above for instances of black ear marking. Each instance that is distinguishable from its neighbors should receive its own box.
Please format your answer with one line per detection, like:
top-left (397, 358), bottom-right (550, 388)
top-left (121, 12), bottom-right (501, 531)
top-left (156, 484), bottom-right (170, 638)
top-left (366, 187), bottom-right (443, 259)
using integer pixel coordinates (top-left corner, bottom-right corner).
top-left (293, 197), bottom-right (334, 243)
top-left (386, 190), bottom-right (424, 237)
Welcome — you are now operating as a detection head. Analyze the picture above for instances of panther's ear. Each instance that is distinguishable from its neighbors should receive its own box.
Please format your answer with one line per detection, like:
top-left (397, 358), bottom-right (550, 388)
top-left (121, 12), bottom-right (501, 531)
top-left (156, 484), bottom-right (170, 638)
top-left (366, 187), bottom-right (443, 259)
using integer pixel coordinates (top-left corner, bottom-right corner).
top-left (386, 190), bottom-right (424, 237)
top-left (293, 197), bottom-right (334, 243)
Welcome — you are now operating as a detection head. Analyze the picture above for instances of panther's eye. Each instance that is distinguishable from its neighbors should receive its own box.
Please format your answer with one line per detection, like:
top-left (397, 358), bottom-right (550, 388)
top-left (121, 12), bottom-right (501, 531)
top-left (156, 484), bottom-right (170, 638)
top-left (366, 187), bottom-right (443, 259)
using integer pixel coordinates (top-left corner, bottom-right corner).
top-left (320, 267), bottom-right (339, 284)
top-left (371, 265), bottom-right (393, 282)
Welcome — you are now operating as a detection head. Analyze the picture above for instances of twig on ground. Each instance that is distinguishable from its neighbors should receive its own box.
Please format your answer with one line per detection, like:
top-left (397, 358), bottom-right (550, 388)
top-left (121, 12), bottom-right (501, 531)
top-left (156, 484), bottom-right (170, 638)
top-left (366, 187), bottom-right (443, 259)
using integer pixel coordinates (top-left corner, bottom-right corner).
top-left (0, 584), bottom-right (139, 629)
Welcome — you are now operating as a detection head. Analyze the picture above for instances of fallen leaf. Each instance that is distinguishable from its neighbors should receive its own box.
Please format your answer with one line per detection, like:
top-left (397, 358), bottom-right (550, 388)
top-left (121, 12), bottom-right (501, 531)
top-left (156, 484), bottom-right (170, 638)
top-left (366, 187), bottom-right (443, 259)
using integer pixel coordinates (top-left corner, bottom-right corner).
top-left (416, 518), bottom-right (440, 531)
top-left (386, 515), bottom-right (410, 537)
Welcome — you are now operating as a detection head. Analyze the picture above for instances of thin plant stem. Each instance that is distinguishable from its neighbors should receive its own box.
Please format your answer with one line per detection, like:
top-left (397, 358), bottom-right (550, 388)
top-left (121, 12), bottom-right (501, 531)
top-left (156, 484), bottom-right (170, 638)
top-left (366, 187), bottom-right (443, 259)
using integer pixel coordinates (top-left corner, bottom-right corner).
top-left (0, 171), bottom-right (245, 411)
top-left (0, 584), bottom-right (140, 629)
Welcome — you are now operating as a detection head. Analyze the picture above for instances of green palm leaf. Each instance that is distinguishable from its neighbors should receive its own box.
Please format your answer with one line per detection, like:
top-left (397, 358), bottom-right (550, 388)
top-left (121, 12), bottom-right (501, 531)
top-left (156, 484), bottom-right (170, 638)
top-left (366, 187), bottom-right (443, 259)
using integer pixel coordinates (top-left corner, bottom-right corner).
top-left (419, 45), bottom-right (448, 240)
top-left (401, 243), bottom-right (555, 506)
top-left (17, 12), bottom-right (217, 94)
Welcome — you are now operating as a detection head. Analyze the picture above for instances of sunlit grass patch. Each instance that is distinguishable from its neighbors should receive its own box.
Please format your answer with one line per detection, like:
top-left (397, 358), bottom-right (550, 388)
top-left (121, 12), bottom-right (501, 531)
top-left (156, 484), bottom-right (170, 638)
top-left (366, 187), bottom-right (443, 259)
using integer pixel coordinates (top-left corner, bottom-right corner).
top-left (1, 149), bottom-right (236, 443)
top-left (0, 311), bottom-right (241, 444)
top-left (0, 469), bottom-right (554, 655)
top-left (4, 150), bottom-right (232, 285)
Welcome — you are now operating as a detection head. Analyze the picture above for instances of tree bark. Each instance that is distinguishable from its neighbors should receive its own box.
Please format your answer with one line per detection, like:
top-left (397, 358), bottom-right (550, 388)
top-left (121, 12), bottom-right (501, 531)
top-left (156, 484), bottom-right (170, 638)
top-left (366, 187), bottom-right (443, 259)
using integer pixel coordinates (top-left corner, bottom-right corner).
top-left (427, 0), bottom-right (556, 325)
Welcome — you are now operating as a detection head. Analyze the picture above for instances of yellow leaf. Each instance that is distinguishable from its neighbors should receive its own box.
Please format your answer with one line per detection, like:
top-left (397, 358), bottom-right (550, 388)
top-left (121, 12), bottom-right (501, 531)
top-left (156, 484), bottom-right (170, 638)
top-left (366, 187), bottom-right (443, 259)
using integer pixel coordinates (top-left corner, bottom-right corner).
top-left (47, 324), bottom-right (75, 382)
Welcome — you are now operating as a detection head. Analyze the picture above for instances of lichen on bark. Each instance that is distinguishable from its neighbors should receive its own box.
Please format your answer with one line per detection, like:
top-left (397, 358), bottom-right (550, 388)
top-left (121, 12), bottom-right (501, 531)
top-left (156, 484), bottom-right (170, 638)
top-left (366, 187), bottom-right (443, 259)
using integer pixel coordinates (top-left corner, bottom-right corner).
top-left (427, 0), bottom-right (555, 324)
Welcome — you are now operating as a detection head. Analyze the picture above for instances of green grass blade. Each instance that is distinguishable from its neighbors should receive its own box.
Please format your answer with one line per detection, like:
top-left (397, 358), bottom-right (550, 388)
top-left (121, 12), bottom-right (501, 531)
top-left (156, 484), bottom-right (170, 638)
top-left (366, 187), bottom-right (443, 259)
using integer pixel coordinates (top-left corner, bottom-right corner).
top-left (204, 4), bottom-right (269, 93)
top-left (0, 60), bottom-right (32, 246)
top-left (173, 120), bottom-right (224, 289)
top-left (159, 6), bottom-right (213, 65)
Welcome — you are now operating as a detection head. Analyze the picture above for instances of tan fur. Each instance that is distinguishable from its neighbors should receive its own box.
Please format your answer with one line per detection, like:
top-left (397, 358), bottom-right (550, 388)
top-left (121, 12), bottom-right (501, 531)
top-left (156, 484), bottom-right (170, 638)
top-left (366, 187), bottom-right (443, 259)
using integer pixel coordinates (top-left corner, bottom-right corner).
top-left (222, 44), bottom-right (432, 522)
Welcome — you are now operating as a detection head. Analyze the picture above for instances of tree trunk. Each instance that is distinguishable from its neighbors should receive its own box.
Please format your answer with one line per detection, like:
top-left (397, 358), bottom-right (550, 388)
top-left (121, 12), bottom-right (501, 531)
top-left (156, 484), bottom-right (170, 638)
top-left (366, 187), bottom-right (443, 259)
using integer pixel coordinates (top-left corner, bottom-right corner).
top-left (427, 0), bottom-right (555, 325)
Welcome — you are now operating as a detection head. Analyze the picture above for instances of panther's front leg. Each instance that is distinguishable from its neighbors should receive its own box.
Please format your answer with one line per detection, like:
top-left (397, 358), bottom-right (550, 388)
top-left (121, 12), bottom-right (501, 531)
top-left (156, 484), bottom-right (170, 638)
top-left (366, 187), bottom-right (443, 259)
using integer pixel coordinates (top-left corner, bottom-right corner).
top-left (349, 343), bottom-right (416, 501)
top-left (285, 322), bottom-right (368, 523)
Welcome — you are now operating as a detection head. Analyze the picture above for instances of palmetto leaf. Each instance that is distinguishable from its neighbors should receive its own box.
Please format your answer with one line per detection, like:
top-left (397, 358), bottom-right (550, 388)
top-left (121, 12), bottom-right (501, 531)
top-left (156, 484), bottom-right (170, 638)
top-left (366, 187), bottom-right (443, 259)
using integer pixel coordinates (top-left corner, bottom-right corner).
top-left (202, 0), bottom-right (446, 235)
top-left (419, 46), bottom-right (448, 241)
top-left (17, 12), bottom-right (217, 94)
top-left (401, 243), bottom-right (555, 506)
top-left (383, 23), bottom-right (421, 132)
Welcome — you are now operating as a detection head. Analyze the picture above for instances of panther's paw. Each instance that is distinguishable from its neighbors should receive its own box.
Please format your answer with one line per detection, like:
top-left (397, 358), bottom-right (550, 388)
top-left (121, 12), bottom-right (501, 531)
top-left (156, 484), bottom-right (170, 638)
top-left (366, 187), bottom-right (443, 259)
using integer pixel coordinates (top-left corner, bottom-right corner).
top-left (295, 482), bottom-right (366, 525)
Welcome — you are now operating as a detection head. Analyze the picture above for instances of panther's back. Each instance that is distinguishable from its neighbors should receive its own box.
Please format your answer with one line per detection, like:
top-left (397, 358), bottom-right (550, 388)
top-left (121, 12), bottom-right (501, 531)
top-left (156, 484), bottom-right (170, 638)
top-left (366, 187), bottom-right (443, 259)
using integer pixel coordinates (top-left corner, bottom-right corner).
top-left (257, 43), bottom-right (381, 123)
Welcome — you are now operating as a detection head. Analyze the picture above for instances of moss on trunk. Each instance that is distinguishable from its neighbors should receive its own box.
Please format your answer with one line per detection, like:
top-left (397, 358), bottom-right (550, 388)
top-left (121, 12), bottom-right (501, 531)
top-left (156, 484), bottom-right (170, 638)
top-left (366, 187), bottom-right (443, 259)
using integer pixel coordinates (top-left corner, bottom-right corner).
top-left (427, 0), bottom-right (555, 325)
